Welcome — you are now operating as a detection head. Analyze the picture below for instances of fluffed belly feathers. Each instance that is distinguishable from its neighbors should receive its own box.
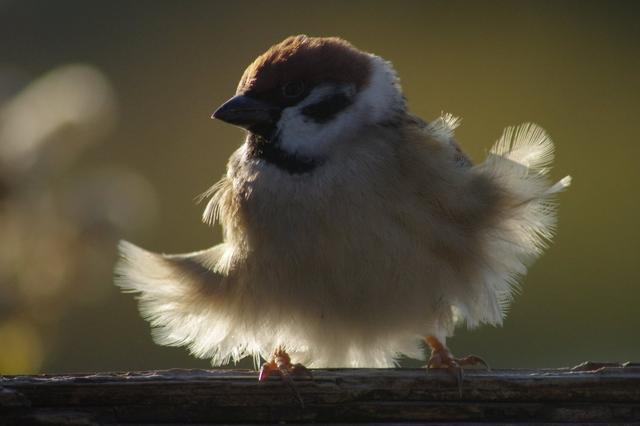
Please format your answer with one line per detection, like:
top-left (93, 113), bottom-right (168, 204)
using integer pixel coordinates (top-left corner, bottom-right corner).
top-left (115, 120), bottom-right (570, 368)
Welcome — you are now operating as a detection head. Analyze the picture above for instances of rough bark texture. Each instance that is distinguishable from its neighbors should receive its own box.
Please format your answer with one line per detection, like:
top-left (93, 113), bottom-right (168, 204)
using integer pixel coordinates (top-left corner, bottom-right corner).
top-left (1, 363), bottom-right (639, 425)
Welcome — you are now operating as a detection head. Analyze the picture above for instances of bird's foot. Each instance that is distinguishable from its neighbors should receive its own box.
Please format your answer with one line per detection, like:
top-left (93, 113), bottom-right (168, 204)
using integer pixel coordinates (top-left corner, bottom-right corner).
top-left (425, 335), bottom-right (489, 397)
top-left (258, 347), bottom-right (312, 407)
top-left (258, 347), bottom-right (312, 381)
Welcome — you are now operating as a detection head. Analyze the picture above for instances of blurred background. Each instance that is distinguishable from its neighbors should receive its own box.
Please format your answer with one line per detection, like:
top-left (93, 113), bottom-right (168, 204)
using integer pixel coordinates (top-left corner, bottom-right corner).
top-left (0, 0), bottom-right (638, 374)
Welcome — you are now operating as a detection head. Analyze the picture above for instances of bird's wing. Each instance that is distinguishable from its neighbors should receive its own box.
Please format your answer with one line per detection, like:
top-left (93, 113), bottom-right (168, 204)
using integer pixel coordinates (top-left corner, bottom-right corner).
top-left (115, 240), bottom-right (237, 363)
top-left (416, 120), bottom-right (570, 331)
top-left (466, 123), bottom-right (571, 325)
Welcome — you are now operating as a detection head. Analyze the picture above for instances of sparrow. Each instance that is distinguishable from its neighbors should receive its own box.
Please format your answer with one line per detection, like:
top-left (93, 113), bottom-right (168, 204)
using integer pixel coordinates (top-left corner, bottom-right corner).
top-left (115, 35), bottom-right (571, 381)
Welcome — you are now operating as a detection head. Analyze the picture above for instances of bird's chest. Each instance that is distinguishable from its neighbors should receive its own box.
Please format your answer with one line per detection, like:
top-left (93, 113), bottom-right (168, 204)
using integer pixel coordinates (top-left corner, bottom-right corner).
top-left (235, 170), bottom-right (430, 314)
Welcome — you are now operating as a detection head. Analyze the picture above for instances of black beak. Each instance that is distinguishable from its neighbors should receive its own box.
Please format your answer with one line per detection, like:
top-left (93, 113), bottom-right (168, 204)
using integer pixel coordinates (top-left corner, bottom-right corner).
top-left (211, 95), bottom-right (280, 138)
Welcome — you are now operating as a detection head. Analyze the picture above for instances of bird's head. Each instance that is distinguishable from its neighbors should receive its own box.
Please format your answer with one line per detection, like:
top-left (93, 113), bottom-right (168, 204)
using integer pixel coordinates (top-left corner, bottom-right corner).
top-left (212, 35), bottom-right (405, 172)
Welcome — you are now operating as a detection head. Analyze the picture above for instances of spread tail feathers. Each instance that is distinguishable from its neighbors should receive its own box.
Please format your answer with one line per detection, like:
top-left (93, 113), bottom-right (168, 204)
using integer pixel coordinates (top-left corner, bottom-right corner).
top-left (115, 241), bottom-right (246, 365)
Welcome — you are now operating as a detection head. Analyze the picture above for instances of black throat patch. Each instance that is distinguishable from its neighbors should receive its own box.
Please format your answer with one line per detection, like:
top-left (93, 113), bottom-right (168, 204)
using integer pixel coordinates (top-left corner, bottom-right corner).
top-left (247, 135), bottom-right (319, 175)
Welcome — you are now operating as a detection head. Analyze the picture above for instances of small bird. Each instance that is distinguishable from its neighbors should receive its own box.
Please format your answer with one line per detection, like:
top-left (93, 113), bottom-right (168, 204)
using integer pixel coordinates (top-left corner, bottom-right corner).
top-left (115, 35), bottom-right (571, 380)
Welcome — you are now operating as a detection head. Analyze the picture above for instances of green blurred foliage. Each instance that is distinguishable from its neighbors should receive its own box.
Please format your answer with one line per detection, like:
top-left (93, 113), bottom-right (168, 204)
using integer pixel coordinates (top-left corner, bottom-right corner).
top-left (0, 0), bottom-right (638, 373)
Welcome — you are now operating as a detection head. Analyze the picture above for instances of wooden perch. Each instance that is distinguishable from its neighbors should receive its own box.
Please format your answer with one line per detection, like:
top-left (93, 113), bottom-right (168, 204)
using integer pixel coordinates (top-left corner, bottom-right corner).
top-left (1, 362), bottom-right (639, 424)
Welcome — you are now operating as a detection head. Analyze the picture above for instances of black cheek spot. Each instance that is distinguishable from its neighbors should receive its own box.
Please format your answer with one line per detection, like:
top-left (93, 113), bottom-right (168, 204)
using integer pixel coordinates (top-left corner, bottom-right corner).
top-left (301, 93), bottom-right (352, 123)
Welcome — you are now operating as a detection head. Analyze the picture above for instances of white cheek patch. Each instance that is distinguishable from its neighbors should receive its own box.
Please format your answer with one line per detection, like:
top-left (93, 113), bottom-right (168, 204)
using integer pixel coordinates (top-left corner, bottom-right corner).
top-left (277, 84), bottom-right (357, 157)
top-left (358, 55), bottom-right (404, 123)
top-left (276, 55), bottom-right (405, 158)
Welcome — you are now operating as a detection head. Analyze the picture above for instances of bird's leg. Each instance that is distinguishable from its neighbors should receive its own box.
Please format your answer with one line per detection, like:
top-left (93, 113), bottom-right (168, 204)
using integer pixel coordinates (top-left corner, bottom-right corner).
top-left (258, 346), bottom-right (312, 407)
top-left (425, 335), bottom-right (489, 397)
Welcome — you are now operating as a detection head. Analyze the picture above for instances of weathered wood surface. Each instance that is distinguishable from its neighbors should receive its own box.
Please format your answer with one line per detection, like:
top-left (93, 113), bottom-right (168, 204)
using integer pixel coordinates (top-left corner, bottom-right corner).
top-left (1, 363), bottom-right (639, 425)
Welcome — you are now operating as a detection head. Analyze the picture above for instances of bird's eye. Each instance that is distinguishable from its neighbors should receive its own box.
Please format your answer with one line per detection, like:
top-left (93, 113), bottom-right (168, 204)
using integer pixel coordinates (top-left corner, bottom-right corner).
top-left (282, 81), bottom-right (305, 98)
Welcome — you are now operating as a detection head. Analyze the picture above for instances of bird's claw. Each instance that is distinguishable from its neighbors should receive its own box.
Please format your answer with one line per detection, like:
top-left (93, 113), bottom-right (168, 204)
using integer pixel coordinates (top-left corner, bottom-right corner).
top-left (425, 336), bottom-right (489, 398)
top-left (258, 362), bottom-right (274, 381)
top-left (258, 361), bottom-right (312, 381)
top-left (258, 348), bottom-right (312, 408)
top-left (456, 354), bottom-right (491, 371)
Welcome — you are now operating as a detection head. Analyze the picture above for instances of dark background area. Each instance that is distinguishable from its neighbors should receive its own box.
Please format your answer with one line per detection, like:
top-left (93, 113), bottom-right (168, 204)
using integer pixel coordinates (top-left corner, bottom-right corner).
top-left (0, 0), bottom-right (638, 373)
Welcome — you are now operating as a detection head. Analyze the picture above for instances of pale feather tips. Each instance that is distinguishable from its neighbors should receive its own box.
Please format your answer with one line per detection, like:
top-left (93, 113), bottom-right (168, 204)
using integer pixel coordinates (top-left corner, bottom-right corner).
top-left (114, 240), bottom-right (235, 363)
top-left (469, 122), bottom-right (571, 327)
top-left (491, 123), bottom-right (556, 174)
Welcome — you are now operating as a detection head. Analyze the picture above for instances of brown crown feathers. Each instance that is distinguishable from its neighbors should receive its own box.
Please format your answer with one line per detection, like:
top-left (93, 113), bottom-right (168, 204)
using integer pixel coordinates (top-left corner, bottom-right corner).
top-left (236, 35), bottom-right (372, 97)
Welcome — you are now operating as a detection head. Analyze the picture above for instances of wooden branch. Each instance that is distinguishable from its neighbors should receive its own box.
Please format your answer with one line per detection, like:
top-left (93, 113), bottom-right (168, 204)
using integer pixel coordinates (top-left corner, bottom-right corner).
top-left (1, 363), bottom-right (639, 424)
